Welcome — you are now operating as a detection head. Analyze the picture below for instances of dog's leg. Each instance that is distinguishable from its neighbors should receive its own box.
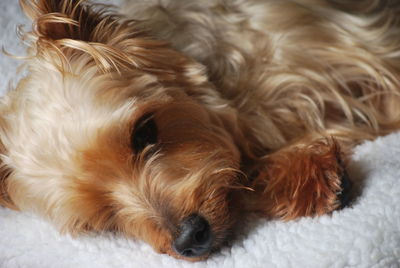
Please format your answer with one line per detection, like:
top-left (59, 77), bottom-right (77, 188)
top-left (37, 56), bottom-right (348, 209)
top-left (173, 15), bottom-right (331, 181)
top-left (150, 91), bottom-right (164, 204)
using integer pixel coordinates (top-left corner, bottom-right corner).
top-left (249, 138), bottom-right (352, 220)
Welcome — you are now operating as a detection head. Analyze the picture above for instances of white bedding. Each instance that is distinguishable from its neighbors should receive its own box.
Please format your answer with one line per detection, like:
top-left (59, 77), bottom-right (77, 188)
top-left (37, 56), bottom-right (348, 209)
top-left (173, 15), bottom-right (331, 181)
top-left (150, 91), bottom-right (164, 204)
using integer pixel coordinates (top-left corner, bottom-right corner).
top-left (0, 1), bottom-right (399, 267)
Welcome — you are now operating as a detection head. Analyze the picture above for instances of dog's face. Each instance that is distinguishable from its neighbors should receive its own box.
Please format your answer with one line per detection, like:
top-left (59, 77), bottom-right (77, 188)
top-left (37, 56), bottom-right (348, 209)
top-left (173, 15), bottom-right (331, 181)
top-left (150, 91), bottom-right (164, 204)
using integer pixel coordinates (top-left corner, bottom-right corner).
top-left (0, 0), bottom-right (247, 261)
top-left (75, 81), bottom-right (242, 260)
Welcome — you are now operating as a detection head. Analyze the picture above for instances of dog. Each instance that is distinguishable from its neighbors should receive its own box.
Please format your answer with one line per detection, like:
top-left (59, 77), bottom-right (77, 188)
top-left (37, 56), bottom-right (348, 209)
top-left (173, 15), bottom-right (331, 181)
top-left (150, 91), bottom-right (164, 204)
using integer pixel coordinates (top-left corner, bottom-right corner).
top-left (0, 0), bottom-right (399, 261)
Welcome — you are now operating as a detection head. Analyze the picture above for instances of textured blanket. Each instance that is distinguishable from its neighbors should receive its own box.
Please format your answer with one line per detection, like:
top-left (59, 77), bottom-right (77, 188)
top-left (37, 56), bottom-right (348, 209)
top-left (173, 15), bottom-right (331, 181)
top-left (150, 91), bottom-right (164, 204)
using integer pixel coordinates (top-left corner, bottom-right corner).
top-left (0, 1), bottom-right (399, 267)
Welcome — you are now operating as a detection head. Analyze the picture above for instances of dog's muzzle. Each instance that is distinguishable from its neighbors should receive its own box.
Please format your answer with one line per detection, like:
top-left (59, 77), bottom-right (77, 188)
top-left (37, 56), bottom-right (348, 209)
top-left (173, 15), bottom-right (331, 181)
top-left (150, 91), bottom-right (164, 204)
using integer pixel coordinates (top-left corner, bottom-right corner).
top-left (173, 214), bottom-right (213, 258)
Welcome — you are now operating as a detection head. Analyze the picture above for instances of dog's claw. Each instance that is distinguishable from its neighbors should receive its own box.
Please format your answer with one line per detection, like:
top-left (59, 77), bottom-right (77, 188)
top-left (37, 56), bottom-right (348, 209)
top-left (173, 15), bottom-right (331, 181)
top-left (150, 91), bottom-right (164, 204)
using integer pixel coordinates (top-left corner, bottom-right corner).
top-left (337, 169), bottom-right (352, 209)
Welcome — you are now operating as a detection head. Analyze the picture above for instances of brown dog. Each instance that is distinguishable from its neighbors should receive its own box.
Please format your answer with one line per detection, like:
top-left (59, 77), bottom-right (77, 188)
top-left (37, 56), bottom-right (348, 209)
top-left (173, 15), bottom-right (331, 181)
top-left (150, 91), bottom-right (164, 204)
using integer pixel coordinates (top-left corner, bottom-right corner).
top-left (0, 0), bottom-right (399, 261)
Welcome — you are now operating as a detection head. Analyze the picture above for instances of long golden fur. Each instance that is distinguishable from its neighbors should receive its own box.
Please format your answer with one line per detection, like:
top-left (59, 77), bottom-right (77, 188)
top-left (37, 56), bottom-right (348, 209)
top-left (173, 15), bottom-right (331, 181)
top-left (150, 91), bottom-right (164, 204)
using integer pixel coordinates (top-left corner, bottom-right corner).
top-left (0, 0), bottom-right (399, 261)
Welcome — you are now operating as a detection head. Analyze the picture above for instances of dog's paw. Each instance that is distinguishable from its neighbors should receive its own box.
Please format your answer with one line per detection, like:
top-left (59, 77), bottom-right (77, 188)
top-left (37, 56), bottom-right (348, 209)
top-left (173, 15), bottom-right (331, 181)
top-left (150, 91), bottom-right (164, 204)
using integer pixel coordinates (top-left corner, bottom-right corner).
top-left (251, 138), bottom-right (352, 220)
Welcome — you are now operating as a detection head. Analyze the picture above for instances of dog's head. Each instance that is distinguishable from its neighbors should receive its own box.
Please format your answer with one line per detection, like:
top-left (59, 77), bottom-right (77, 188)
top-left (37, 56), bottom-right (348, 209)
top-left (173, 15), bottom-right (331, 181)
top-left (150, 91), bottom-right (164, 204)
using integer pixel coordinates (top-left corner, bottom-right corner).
top-left (0, 0), bottom-right (250, 261)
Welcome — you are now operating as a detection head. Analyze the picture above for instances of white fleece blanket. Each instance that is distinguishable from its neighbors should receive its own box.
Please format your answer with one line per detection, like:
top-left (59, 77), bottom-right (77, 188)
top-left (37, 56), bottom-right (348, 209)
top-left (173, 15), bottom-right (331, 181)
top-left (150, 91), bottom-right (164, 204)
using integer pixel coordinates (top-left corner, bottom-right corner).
top-left (0, 1), bottom-right (399, 267)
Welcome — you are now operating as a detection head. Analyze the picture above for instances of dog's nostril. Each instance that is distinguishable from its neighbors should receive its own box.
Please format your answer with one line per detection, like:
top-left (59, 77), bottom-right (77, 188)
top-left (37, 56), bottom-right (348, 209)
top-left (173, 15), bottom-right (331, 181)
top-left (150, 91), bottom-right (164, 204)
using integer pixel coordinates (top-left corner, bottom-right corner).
top-left (194, 224), bottom-right (208, 244)
top-left (182, 249), bottom-right (195, 257)
top-left (173, 214), bottom-right (213, 258)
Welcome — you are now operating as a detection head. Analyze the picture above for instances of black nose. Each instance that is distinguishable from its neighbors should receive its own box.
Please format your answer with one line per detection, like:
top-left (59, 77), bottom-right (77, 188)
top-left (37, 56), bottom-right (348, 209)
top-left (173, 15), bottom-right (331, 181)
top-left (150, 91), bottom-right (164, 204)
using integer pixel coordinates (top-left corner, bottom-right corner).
top-left (173, 214), bottom-right (213, 258)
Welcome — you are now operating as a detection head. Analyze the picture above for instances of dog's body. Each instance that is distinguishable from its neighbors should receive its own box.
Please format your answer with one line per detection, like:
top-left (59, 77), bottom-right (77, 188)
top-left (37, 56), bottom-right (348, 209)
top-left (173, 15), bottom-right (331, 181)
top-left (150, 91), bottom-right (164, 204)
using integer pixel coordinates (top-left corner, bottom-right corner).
top-left (0, 0), bottom-right (399, 261)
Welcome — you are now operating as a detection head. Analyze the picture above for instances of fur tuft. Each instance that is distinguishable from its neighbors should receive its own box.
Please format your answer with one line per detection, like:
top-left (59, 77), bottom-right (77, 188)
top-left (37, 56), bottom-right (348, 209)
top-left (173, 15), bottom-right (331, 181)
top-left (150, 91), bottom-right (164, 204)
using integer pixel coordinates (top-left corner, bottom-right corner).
top-left (251, 138), bottom-right (345, 220)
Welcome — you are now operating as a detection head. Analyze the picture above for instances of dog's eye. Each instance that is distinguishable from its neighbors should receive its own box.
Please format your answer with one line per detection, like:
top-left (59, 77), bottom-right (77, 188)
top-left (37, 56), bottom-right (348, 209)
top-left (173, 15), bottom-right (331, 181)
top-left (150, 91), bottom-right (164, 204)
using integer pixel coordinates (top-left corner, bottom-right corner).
top-left (131, 113), bottom-right (158, 153)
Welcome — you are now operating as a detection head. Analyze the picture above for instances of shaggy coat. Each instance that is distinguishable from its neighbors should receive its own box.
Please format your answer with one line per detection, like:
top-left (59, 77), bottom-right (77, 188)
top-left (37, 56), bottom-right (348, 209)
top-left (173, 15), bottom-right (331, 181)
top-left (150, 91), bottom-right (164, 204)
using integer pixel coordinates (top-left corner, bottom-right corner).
top-left (0, 0), bottom-right (399, 261)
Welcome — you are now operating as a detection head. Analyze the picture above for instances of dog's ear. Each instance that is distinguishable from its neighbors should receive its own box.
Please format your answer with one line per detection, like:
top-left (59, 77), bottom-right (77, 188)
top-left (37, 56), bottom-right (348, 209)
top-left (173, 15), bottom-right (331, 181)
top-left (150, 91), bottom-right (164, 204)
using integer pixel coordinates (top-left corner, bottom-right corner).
top-left (20, 0), bottom-right (111, 43)
top-left (19, 0), bottom-right (176, 73)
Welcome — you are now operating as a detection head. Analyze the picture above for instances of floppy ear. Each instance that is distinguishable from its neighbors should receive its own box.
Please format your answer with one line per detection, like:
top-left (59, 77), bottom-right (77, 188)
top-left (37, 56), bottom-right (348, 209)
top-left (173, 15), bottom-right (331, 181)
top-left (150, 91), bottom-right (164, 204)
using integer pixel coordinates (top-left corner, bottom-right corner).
top-left (20, 0), bottom-right (110, 42)
top-left (20, 0), bottom-right (177, 73)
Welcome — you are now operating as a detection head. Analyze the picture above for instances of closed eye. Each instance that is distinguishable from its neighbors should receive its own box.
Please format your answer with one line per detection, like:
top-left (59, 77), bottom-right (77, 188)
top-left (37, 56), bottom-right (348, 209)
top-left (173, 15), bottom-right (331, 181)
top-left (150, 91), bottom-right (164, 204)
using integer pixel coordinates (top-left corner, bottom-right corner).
top-left (131, 113), bottom-right (158, 153)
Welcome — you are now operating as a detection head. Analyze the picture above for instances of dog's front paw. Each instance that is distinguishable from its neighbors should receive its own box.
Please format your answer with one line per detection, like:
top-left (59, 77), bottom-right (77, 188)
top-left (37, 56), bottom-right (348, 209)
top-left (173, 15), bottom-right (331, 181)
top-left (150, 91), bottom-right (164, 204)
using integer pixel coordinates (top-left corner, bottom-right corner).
top-left (251, 138), bottom-right (352, 220)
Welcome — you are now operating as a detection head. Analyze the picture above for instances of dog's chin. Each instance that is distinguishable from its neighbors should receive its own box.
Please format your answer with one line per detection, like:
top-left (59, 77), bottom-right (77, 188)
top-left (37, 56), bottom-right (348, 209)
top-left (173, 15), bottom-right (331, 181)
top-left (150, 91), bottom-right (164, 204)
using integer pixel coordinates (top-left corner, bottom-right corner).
top-left (166, 249), bottom-right (211, 262)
